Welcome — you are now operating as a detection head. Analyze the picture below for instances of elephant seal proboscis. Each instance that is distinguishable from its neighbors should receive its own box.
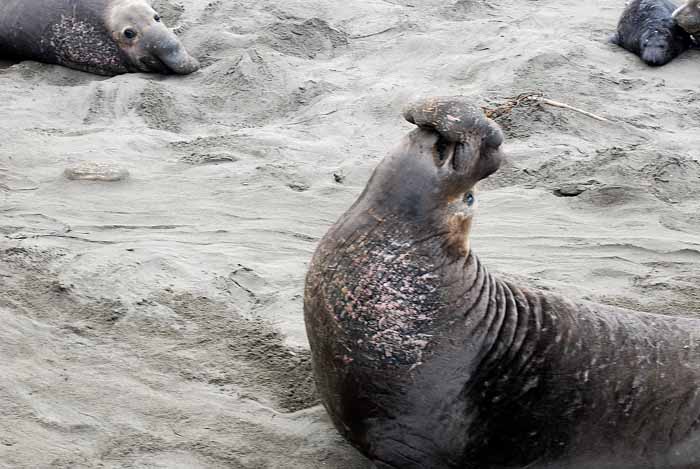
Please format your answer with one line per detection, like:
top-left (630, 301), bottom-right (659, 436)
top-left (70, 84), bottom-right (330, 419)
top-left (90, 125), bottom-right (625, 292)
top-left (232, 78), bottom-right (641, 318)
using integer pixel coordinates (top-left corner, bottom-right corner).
top-left (304, 96), bottom-right (700, 469)
top-left (611, 0), bottom-right (694, 66)
top-left (0, 0), bottom-right (199, 76)
top-left (673, 0), bottom-right (700, 35)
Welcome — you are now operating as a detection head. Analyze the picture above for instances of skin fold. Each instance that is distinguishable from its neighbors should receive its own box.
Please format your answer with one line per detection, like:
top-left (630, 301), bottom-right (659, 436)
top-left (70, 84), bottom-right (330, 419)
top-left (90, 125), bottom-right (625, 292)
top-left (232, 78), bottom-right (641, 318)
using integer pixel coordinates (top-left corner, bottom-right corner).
top-left (304, 97), bottom-right (700, 469)
top-left (0, 0), bottom-right (199, 76)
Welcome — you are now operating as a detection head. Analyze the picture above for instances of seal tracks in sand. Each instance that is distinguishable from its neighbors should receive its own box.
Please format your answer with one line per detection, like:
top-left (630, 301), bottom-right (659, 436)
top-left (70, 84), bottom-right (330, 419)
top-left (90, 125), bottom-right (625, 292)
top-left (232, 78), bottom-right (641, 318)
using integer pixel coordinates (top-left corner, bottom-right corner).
top-left (660, 213), bottom-right (700, 235)
top-left (493, 143), bottom-right (700, 206)
top-left (197, 49), bottom-right (286, 126)
top-left (82, 78), bottom-right (204, 132)
top-left (596, 262), bottom-right (700, 321)
top-left (213, 264), bottom-right (279, 316)
top-left (673, 90), bottom-right (700, 130)
top-left (0, 246), bottom-right (318, 413)
top-left (441, 0), bottom-right (498, 20)
top-left (135, 82), bottom-right (184, 133)
top-left (157, 292), bottom-right (318, 412)
top-left (196, 45), bottom-right (339, 129)
top-left (171, 134), bottom-right (270, 167)
top-left (179, 5), bottom-right (346, 127)
top-left (261, 18), bottom-right (348, 60)
top-left (173, 133), bottom-right (318, 194)
top-left (82, 83), bottom-right (120, 126)
top-left (152, 0), bottom-right (186, 26)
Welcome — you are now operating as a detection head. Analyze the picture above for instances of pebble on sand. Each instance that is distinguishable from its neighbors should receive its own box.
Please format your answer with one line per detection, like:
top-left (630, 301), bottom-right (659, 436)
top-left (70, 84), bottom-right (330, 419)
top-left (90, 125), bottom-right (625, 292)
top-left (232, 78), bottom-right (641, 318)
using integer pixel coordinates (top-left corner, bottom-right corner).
top-left (64, 162), bottom-right (129, 182)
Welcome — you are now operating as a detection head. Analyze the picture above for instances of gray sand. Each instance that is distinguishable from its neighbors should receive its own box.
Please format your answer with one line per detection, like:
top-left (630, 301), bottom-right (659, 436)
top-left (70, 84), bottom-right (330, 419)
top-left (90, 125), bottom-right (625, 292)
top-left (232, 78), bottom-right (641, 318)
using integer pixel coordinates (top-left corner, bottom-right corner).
top-left (2, 0), bottom-right (700, 467)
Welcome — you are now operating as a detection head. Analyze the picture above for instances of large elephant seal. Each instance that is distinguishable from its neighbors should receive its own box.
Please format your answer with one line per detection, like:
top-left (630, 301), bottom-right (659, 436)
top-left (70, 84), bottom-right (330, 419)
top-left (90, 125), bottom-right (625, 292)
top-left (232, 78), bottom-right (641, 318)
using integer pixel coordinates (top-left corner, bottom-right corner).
top-left (0, 0), bottom-right (199, 76)
top-left (610, 0), bottom-right (694, 66)
top-left (673, 0), bottom-right (700, 34)
top-left (304, 97), bottom-right (700, 469)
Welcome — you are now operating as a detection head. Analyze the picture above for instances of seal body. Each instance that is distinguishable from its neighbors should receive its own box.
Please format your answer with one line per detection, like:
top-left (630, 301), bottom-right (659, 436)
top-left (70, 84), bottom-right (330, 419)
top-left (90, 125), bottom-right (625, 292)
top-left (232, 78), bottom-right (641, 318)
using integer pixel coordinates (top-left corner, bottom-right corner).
top-left (0, 0), bottom-right (199, 76)
top-left (304, 97), bottom-right (700, 469)
top-left (673, 0), bottom-right (700, 35)
top-left (611, 0), bottom-right (694, 66)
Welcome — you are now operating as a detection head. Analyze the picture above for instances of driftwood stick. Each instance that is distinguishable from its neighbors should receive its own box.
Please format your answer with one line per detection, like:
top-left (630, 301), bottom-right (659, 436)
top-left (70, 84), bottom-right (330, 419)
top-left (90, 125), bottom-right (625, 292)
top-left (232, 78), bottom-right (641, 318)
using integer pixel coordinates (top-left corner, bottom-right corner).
top-left (529, 96), bottom-right (610, 122)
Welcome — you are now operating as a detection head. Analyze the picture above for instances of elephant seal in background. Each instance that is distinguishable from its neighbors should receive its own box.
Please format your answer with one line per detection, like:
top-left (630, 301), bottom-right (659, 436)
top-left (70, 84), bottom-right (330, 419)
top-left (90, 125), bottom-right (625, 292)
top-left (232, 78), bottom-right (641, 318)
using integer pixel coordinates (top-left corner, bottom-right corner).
top-left (0, 0), bottom-right (199, 76)
top-left (304, 96), bottom-right (700, 469)
top-left (611, 0), bottom-right (694, 66)
top-left (673, 0), bottom-right (700, 34)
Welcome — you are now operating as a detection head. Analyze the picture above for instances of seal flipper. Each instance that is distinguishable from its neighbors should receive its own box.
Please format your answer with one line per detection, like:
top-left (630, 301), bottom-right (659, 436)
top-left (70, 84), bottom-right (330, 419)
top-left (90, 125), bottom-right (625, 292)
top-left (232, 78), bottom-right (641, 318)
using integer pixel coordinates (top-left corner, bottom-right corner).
top-left (608, 32), bottom-right (621, 45)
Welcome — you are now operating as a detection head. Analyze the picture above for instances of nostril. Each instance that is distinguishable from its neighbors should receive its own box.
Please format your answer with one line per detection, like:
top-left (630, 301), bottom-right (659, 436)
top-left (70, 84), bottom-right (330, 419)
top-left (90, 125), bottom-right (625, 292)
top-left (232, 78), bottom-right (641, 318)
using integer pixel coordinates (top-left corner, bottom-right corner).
top-left (434, 136), bottom-right (452, 166)
top-left (452, 142), bottom-right (468, 171)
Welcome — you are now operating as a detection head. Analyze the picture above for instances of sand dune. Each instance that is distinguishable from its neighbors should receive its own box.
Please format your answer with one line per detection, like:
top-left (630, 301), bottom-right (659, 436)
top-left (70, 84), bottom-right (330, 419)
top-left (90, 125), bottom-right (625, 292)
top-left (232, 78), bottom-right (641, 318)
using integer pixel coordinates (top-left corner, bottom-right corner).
top-left (2, 0), bottom-right (700, 467)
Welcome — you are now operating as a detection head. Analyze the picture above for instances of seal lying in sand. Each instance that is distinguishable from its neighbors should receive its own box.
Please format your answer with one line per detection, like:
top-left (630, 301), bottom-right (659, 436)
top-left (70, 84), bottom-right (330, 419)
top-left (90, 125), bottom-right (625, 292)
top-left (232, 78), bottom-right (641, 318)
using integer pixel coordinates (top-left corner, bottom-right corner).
top-left (611, 0), bottom-right (694, 66)
top-left (0, 0), bottom-right (199, 76)
top-left (304, 96), bottom-right (700, 469)
top-left (673, 0), bottom-right (700, 34)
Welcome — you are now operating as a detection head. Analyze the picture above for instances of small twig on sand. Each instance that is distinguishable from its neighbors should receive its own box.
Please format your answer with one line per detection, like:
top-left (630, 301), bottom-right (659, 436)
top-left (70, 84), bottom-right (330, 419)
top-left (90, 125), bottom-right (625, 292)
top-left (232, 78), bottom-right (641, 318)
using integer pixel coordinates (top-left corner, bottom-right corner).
top-left (483, 92), bottom-right (610, 123)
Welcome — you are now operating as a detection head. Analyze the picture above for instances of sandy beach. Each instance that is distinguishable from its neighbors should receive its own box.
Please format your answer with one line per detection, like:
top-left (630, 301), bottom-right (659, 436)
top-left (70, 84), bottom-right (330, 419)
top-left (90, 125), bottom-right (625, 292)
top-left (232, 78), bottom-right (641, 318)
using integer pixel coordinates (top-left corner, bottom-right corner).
top-left (2, 0), bottom-right (700, 467)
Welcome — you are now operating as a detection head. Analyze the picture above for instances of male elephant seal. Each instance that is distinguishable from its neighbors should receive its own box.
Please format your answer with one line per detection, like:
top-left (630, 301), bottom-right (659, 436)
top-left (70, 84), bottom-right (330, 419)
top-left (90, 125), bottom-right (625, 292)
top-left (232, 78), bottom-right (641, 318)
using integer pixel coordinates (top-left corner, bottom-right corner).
top-left (673, 0), bottom-right (700, 34)
top-left (611, 0), bottom-right (694, 66)
top-left (0, 0), bottom-right (199, 76)
top-left (304, 96), bottom-right (700, 469)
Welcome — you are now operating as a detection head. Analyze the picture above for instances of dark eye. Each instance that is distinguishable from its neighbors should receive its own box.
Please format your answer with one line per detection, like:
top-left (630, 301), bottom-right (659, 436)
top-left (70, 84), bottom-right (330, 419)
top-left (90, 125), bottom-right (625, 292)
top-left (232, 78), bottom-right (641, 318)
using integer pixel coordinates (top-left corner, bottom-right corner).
top-left (464, 192), bottom-right (475, 206)
top-left (154, 14), bottom-right (161, 22)
top-left (124, 28), bottom-right (137, 39)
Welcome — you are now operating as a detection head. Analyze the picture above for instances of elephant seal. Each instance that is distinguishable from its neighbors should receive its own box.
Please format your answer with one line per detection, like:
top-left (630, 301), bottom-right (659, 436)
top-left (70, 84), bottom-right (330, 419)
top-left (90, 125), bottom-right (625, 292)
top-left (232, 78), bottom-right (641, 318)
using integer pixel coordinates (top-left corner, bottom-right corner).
top-left (0, 0), bottom-right (199, 76)
top-left (610, 0), bottom-right (694, 66)
top-left (304, 96), bottom-right (700, 469)
top-left (673, 0), bottom-right (700, 34)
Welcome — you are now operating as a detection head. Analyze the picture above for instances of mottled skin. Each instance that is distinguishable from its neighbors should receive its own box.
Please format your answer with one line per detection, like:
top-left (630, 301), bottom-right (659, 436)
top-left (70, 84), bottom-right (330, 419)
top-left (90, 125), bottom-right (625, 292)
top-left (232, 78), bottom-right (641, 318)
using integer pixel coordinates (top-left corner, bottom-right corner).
top-left (610, 0), bottom-right (694, 66)
top-left (0, 0), bottom-right (199, 76)
top-left (304, 97), bottom-right (700, 469)
top-left (673, 0), bottom-right (700, 34)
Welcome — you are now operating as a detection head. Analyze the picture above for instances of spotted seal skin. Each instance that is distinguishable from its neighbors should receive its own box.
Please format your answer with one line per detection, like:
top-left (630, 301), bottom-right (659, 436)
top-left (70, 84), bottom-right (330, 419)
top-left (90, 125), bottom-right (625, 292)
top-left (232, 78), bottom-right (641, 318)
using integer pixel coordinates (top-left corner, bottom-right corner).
top-left (673, 0), bottom-right (700, 34)
top-left (0, 0), bottom-right (199, 76)
top-left (610, 0), bottom-right (694, 66)
top-left (304, 96), bottom-right (700, 469)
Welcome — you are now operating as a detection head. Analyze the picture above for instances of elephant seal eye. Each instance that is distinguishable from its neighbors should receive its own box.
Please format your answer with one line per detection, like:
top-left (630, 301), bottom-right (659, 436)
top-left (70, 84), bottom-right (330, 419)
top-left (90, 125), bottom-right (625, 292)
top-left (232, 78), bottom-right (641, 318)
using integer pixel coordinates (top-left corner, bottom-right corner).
top-left (154, 14), bottom-right (161, 22)
top-left (464, 192), bottom-right (475, 206)
top-left (124, 28), bottom-right (137, 39)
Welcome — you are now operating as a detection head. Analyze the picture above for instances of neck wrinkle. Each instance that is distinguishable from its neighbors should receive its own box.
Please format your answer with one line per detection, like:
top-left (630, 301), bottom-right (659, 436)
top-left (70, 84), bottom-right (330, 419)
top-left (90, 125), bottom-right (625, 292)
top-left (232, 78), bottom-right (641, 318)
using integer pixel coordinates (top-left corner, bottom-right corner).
top-left (461, 252), bottom-right (544, 375)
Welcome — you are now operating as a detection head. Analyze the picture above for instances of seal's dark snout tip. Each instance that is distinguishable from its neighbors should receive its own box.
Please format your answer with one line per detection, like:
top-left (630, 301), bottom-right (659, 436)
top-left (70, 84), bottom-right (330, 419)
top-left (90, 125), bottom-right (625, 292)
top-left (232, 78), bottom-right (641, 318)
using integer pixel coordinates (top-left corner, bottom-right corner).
top-left (402, 96), bottom-right (504, 149)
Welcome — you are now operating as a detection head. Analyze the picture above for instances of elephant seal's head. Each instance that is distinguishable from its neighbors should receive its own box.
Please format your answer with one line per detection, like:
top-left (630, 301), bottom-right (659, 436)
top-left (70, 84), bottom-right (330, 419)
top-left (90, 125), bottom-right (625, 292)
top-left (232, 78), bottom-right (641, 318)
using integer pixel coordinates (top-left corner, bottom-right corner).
top-left (357, 96), bottom-right (505, 256)
top-left (107, 0), bottom-right (199, 74)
